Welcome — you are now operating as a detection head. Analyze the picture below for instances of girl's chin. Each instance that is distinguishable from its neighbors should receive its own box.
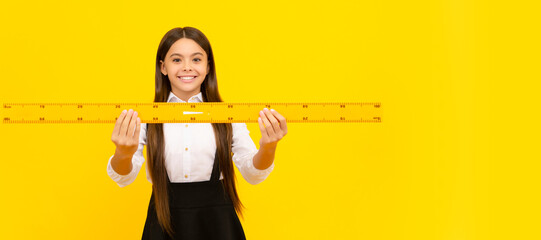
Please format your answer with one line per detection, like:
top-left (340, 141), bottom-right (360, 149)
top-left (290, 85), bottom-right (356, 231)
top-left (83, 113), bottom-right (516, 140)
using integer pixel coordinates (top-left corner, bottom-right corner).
top-left (174, 85), bottom-right (200, 92)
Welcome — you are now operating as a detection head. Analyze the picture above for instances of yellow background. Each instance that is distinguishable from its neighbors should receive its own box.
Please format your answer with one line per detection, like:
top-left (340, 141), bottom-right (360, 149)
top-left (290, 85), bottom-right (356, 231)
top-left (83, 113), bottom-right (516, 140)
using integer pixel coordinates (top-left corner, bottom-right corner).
top-left (1, 0), bottom-right (539, 239)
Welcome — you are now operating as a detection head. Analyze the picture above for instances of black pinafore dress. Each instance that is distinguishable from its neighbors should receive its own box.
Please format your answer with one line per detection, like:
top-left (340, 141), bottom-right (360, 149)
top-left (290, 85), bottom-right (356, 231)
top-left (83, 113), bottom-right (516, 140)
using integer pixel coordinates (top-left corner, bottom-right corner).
top-left (141, 157), bottom-right (246, 240)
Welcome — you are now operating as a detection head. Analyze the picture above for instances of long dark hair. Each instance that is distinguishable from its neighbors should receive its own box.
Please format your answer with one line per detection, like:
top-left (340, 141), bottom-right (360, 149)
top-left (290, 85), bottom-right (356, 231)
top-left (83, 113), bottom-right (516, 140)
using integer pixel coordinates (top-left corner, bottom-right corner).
top-left (146, 27), bottom-right (243, 238)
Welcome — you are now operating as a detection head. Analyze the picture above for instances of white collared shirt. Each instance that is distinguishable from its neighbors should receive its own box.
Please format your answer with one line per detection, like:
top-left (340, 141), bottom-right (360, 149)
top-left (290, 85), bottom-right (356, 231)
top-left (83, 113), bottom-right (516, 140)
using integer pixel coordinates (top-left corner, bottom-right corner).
top-left (106, 91), bottom-right (274, 187)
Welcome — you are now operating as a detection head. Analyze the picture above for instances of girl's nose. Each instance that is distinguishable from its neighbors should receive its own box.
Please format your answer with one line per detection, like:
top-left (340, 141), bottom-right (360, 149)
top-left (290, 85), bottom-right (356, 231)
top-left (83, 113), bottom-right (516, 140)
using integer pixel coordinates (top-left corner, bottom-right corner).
top-left (183, 62), bottom-right (192, 71)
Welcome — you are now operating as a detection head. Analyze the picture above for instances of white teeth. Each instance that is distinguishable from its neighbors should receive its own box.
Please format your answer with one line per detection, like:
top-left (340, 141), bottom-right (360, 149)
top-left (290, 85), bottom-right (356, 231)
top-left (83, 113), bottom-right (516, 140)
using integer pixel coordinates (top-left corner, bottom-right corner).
top-left (179, 76), bottom-right (195, 80)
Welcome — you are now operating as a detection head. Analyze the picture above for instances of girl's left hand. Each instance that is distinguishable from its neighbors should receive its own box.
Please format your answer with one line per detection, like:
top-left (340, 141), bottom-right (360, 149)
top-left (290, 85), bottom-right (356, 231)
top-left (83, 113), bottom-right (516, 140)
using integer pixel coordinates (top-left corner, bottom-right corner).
top-left (258, 108), bottom-right (288, 148)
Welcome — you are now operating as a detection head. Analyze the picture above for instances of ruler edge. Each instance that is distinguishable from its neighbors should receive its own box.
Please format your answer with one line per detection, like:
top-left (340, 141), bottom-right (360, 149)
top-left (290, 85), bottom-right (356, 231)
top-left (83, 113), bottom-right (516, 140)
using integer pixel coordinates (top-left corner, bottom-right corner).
top-left (2, 102), bottom-right (381, 106)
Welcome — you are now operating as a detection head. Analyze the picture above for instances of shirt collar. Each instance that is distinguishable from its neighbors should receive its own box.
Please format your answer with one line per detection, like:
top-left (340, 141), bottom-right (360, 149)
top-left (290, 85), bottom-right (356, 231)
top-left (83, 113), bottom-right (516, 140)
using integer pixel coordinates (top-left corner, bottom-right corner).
top-left (167, 91), bottom-right (203, 103)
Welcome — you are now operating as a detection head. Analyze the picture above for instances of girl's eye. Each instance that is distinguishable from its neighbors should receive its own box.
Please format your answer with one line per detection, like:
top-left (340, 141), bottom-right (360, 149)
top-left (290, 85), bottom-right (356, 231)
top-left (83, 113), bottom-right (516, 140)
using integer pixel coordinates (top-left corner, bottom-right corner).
top-left (193, 58), bottom-right (201, 62)
top-left (173, 59), bottom-right (180, 62)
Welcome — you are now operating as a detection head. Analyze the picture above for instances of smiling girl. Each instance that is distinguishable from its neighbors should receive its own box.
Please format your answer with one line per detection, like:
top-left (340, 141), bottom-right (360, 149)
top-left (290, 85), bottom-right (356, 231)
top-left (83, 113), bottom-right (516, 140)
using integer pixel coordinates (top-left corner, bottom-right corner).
top-left (107, 27), bottom-right (288, 240)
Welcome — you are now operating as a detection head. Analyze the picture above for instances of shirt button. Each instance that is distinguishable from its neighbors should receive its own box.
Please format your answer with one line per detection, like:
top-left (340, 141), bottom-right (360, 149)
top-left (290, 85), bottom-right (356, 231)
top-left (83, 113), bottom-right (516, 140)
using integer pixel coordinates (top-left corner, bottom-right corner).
top-left (185, 124), bottom-right (188, 128)
top-left (184, 174), bottom-right (188, 178)
top-left (185, 147), bottom-right (188, 151)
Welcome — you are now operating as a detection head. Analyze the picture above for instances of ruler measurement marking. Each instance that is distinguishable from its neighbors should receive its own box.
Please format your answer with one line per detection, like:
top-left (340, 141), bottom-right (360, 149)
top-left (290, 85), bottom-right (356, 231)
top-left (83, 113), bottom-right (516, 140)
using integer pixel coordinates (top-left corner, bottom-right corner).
top-left (1, 102), bottom-right (382, 123)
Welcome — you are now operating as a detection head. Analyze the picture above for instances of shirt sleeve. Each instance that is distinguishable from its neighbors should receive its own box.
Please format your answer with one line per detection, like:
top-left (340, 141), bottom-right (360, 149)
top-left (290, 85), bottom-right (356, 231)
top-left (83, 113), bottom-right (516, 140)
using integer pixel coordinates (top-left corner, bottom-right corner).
top-left (231, 122), bottom-right (274, 185)
top-left (106, 123), bottom-right (147, 188)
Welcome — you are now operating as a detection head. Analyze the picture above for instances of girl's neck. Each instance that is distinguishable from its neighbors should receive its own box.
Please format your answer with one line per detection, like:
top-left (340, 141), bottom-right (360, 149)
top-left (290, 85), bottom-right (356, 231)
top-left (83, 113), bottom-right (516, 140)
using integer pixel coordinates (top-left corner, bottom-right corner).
top-left (172, 90), bottom-right (201, 102)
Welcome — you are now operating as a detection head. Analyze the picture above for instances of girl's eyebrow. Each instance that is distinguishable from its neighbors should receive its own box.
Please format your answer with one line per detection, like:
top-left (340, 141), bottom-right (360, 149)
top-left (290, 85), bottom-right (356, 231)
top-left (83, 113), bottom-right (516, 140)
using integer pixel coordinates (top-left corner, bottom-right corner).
top-left (170, 52), bottom-right (203, 58)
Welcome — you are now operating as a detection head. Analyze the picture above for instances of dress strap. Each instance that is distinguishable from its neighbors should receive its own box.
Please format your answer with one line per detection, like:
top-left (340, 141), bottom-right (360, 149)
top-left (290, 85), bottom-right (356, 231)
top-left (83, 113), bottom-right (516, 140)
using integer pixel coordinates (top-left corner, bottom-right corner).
top-left (209, 153), bottom-right (220, 182)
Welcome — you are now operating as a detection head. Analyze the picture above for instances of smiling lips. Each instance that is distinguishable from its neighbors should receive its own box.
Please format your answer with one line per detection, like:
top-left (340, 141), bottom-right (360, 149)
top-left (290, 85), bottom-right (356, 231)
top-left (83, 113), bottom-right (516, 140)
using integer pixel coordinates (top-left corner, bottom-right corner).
top-left (178, 76), bottom-right (196, 83)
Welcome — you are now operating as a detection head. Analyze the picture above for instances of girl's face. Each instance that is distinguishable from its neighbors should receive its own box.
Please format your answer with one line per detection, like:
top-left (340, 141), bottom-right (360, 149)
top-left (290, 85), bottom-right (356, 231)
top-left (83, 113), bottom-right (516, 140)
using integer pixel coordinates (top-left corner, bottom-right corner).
top-left (160, 38), bottom-right (210, 102)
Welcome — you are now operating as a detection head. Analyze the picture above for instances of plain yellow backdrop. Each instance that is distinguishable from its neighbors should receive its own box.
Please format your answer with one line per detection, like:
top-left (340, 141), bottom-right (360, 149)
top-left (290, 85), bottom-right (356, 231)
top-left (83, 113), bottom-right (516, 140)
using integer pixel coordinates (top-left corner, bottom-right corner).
top-left (1, 0), bottom-right (538, 239)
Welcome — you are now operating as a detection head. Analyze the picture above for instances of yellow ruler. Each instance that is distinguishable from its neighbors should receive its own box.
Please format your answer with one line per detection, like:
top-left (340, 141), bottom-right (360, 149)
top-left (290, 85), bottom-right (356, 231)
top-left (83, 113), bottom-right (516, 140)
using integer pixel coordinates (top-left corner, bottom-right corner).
top-left (1, 102), bottom-right (382, 124)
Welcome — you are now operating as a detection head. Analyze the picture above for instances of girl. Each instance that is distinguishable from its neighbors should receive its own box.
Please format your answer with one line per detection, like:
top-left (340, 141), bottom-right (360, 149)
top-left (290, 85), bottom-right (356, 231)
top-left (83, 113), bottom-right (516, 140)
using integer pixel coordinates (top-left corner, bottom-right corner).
top-left (107, 27), bottom-right (288, 239)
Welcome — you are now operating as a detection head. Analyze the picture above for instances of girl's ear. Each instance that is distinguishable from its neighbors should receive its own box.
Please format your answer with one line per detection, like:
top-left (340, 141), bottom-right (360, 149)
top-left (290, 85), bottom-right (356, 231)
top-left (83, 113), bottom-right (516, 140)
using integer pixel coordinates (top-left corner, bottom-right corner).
top-left (160, 60), bottom-right (167, 76)
top-left (207, 64), bottom-right (209, 73)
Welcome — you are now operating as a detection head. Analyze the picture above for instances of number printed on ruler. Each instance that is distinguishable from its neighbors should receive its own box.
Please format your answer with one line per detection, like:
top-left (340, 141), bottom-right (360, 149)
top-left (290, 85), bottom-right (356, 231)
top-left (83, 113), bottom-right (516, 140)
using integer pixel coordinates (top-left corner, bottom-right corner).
top-left (1, 102), bottom-right (382, 124)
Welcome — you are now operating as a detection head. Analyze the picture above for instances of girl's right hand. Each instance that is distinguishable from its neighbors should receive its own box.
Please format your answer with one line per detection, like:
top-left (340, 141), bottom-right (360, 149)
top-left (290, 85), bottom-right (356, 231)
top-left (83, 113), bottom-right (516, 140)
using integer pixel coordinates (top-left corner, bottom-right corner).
top-left (111, 109), bottom-right (141, 158)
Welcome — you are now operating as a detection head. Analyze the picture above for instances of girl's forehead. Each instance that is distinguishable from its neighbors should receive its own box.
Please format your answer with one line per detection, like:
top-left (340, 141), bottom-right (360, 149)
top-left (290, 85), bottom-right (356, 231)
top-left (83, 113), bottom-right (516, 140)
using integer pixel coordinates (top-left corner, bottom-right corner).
top-left (168, 38), bottom-right (206, 56)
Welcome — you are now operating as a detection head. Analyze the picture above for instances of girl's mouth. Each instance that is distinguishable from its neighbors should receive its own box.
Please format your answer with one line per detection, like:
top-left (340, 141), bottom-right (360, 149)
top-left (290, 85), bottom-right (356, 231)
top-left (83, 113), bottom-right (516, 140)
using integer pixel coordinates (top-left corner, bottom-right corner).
top-left (178, 76), bottom-right (196, 83)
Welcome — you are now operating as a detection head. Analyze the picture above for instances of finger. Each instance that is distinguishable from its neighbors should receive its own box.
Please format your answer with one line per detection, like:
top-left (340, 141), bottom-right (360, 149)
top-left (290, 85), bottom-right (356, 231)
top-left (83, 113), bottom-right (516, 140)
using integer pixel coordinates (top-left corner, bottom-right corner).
top-left (258, 116), bottom-right (268, 139)
top-left (119, 109), bottom-right (134, 137)
top-left (133, 117), bottom-right (141, 142)
top-left (112, 109), bottom-right (128, 137)
top-left (127, 110), bottom-right (138, 137)
top-left (259, 109), bottom-right (276, 136)
top-left (263, 108), bottom-right (281, 134)
top-left (270, 109), bottom-right (287, 134)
